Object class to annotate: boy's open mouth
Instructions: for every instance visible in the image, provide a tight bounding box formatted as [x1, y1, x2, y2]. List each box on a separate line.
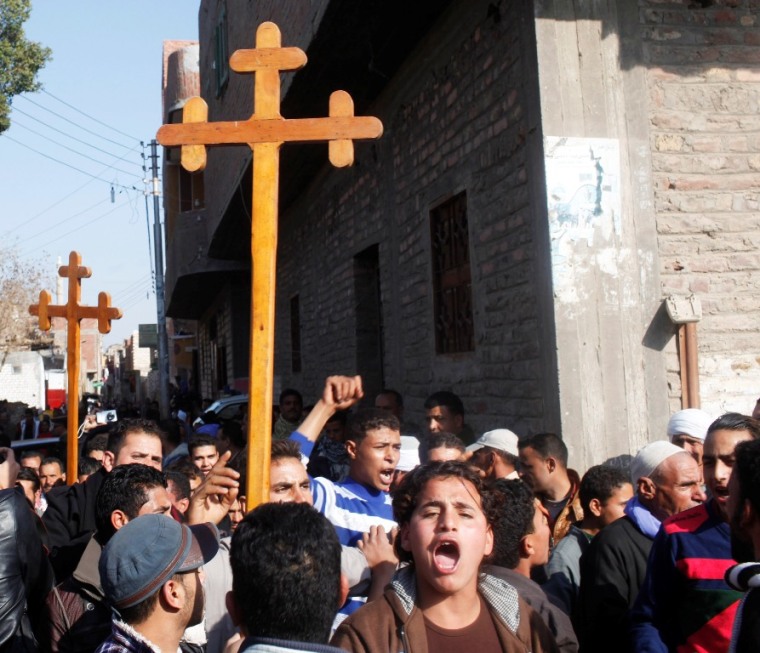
[434, 540, 460, 573]
[379, 468, 394, 485]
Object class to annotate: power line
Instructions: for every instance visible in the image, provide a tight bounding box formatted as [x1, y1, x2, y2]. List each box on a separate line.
[2, 134, 140, 190]
[24, 199, 132, 255]
[6, 141, 144, 233]
[12, 196, 111, 247]
[17, 95, 136, 149]
[119, 271, 152, 290]
[119, 296, 152, 313]
[12, 121, 142, 178]
[12, 107, 142, 166]
[119, 287, 154, 307]
[41, 88, 141, 142]
[114, 275, 152, 299]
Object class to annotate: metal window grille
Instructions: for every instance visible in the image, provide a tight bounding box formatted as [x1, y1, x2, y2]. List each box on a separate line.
[430, 191, 474, 354]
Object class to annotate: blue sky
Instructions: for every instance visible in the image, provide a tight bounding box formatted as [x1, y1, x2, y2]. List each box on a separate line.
[1, 1, 199, 346]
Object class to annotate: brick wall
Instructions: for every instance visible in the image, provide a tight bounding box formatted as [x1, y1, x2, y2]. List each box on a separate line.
[643, 0, 760, 415]
[272, 0, 550, 435]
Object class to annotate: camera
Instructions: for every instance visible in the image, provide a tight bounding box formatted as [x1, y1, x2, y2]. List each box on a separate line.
[96, 410, 118, 424]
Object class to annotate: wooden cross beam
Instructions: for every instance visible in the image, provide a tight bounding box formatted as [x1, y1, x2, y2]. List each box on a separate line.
[157, 21, 383, 507]
[29, 251, 122, 482]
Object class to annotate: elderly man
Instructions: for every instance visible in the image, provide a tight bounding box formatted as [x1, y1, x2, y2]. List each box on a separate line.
[631, 413, 759, 652]
[577, 441, 705, 653]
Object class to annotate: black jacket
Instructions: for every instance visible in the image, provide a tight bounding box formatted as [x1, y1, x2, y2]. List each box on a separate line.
[577, 516, 652, 653]
[0, 488, 54, 653]
[42, 468, 106, 581]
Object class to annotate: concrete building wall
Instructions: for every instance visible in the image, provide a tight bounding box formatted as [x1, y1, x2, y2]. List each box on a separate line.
[125, 331, 152, 376]
[641, 0, 760, 416]
[532, 1, 672, 467]
[0, 351, 46, 408]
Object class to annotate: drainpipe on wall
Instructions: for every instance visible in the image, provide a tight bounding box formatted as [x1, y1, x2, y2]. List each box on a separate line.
[665, 295, 703, 409]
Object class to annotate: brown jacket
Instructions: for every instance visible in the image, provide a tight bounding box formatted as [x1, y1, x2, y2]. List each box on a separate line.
[331, 567, 559, 653]
[550, 470, 583, 545]
[42, 536, 111, 653]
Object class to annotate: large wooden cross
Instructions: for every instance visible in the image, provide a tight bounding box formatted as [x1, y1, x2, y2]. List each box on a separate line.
[29, 251, 122, 482]
[157, 21, 383, 507]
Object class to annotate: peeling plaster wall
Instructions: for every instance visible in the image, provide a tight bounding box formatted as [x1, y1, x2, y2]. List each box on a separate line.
[533, 1, 670, 468]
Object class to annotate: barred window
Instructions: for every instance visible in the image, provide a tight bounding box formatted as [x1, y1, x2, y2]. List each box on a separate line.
[430, 191, 474, 354]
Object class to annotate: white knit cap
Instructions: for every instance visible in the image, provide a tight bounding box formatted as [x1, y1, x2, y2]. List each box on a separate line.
[630, 440, 685, 484]
[667, 409, 712, 443]
[396, 436, 420, 472]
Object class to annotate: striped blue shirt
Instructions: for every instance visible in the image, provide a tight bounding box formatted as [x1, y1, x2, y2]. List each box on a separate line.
[290, 431, 397, 622]
[289, 431, 396, 544]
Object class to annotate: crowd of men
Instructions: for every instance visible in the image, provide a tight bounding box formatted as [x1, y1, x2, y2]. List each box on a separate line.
[1, 378, 760, 653]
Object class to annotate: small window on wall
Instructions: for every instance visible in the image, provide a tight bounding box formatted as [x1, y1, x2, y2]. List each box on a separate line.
[214, 6, 229, 97]
[167, 109, 205, 213]
[430, 191, 474, 354]
[290, 295, 302, 373]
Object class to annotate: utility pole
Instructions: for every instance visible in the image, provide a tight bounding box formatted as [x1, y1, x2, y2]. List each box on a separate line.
[150, 139, 170, 419]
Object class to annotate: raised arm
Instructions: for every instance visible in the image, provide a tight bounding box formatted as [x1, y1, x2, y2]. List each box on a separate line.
[296, 375, 364, 443]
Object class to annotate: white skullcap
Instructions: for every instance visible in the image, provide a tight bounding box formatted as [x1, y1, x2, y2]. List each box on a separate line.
[396, 435, 420, 472]
[667, 409, 712, 443]
[467, 429, 520, 457]
[630, 440, 685, 484]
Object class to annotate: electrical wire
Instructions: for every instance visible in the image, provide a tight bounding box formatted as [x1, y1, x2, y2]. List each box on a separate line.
[11, 108, 142, 166]
[12, 196, 111, 247]
[5, 141, 144, 234]
[21, 198, 132, 256]
[2, 134, 139, 191]
[116, 275, 153, 299]
[12, 121, 141, 178]
[17, 95, 136, 149]
[114, 274, 152, 296]
[118, 284, 153, 304]
[41, 88, 141, 142]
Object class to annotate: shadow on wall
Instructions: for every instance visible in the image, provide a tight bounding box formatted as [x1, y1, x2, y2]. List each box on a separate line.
[642, 300, 677, 352]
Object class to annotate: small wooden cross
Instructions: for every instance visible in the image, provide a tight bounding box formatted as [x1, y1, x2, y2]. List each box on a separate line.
[157, 21, 383, 507]
[29, 251, 122, 482]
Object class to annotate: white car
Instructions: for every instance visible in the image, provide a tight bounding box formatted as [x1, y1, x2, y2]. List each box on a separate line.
[193, 395, 248, 426]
